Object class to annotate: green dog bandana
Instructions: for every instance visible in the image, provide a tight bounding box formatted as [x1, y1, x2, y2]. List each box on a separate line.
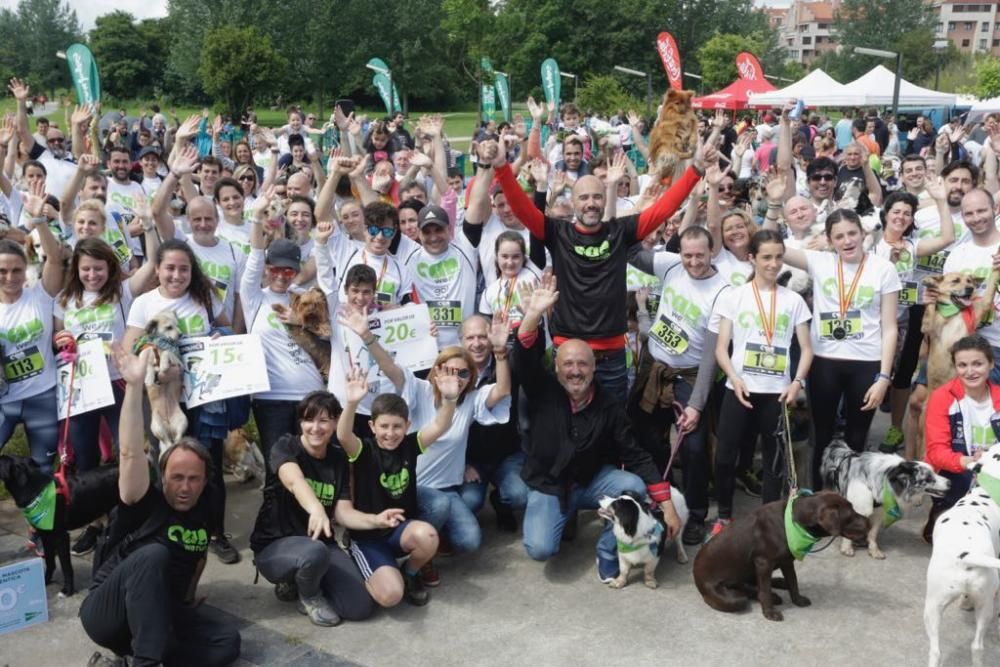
[785, 492, 820, 560]
[21, 480, 56, 530]
[882, 480, 902, 528]
[978, 470, 1000, 508]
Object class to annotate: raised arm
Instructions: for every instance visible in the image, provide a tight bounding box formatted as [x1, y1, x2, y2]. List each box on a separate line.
[127, 195, 163, 296]
[465, 143, 498, 225]
[348, 154, 377, 206]
[705, 163, 725, 257]
[493, 135, 546, 239]
[485, 313, 512, 409]
[635, 143, 713, 239]
[419, 115, 450, 203]
[70, 104, 93, 168]
[112, 346, 154, 504]
[337, 306, 406, 390]
[627, 111, 649, 160]
[915, 176, 954, 257]
[858, 142, 883, 207]
[22, 184, 65, 296]
[416, 371, 459, 447]
[7, 78, 36, 156]
[335, 366, 368, 459]
[603, 152, 628, 222]
[776, 101, 797, 201]
[60, 154, 99, 225]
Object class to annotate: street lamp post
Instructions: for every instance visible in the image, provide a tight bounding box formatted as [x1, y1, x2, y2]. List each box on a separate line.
[365, 62, 394, 117]
[614, 65, 651, 117]
[854, 46, 901, 121]
[933, 40, 949, 91]
[560, 72, 578, 102]
[683, 71, 703, 95]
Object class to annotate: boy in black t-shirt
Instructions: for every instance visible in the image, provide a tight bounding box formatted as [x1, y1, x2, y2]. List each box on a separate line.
[336, 366, 460, 606]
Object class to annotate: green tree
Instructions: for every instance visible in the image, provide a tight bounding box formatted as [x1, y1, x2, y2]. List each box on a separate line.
[697, 33, 766, 90]
[198, 26, 287, 121]
[0, 0, 81, 95]
[971, 56, 1000, 99]
[833, 0, 937, 82]
[576, 74, 641, 116]
[89, 11, 157, 100]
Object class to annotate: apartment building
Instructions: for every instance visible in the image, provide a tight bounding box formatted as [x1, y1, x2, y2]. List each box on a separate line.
[766, 1, 841, 65]
[933, 1, 1000, 54]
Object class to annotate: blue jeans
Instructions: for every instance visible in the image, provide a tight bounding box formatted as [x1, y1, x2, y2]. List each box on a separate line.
[459, 452, 529, 513]
[595, 348, 629, 404]
[522, 465, 646, 570]
[0, 386, 59, 474]
[417, 485, 482, 553]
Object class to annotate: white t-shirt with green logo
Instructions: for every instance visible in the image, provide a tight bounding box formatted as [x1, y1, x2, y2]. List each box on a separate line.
[960, 394, 999, 453]
[871, 237, 918, 314]
[216, 220, 252, 256]
[714, 247, 753, 287]
[184, 236, 245, 325]
[106, 179, 146, 258]
[328, 230, 412, 307]
[913, 207, 966, 279]
[402, 235, 479, 348]
[0, 282, 56, 402]
[943, 239, 1000, 348]
[804, 249, 901, 361]
[710, 283, 810, 394]
[55, 281, 134, 380]
[479, 266, 542, 329]
[647, 252, 730, 369]
[240, 249, 323, 400]
[127, 289, 217, 339]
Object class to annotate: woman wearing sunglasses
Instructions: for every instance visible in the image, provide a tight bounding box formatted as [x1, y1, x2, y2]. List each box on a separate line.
[706, 165, 758, 287]
[241, 190, 326, 475]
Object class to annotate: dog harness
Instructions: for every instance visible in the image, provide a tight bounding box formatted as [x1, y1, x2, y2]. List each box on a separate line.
[21, 480, 57, 530]
[132, 333, 182, 358]
[785, 492, 821, 560]
[977, 470, 1000, 507]
[881, 480, 902, 528]
[616, 521, 665, 557]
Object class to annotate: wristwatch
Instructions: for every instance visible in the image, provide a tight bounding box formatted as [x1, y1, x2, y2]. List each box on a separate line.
[793, 377, 806, 389]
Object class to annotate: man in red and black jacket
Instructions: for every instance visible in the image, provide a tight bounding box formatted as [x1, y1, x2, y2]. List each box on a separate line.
[513, 274, 681, 583]
[487, 135, 716, 402]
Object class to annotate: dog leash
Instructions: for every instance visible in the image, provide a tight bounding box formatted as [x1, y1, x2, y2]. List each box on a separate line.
[54, 336, 79, 504]
[662, 401, 688, 481]
[776, 404, 798, 495]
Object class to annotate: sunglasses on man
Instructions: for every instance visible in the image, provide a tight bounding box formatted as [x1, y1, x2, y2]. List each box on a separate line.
[809, 173, 835, 182]
[268, 266, 297, 279]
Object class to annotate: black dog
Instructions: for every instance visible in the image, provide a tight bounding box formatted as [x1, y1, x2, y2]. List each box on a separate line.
[0, 455, 119, 596]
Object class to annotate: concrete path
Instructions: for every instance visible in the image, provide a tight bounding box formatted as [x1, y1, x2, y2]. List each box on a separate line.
[2, 412, 998, 667]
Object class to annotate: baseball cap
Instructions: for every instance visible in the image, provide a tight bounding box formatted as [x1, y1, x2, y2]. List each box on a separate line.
[138, 146, 161, 160]
[266, 239, 301, 270]
[418, 204, 450, 229]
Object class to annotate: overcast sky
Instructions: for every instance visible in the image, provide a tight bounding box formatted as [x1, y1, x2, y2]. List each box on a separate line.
[0, 0, 168, 29]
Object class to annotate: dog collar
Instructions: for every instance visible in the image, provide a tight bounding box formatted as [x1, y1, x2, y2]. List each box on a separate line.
[978, 470, 1000, 508]
[936, 302, 960, 318]
[21, 480, 56, 531]
[616, 522, 664, 555]
[785, 492, 820, 560]
[882, 480, 902, 528]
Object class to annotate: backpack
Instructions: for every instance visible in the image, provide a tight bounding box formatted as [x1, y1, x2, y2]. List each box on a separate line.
[91, 499, 170, 580]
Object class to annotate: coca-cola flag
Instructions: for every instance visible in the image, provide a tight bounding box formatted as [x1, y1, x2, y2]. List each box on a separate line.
[735, 52, 765, 82]
[656, 32, 683, 91]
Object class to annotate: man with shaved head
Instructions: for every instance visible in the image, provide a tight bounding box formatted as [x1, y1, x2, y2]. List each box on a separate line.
[513, 275, 682, 583]
[491, 132, 714, 401]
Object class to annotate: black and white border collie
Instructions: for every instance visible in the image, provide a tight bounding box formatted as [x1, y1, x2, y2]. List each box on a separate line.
[597, 489, 689, 589]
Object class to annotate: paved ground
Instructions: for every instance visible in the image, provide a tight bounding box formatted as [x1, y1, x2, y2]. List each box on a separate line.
[2, 411, 999, 667]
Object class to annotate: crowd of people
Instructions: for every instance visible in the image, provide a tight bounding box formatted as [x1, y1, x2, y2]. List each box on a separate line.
[2, 74, 999, 665]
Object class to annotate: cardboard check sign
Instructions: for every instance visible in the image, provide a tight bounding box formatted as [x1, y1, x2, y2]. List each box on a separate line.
[343, 304, 439, 381]
[180, 335, 270, 408]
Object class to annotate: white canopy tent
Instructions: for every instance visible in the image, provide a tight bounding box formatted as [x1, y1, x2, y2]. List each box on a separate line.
[747, 69, 865, 107]
[839, 65, 956, 106]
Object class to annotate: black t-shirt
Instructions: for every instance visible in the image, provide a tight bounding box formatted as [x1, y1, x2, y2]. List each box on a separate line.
[349, 433, 421, 542]
[836, 165, 875, 214]
[92, 487, 210, 601]
[250, 435, 350, 552]
[543, 213, 640, 340]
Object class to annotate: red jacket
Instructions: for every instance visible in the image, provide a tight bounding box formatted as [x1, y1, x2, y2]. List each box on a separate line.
[925, 377, 1000, 474]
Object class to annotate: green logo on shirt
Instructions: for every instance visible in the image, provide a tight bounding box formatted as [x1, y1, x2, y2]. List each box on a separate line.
[307, 478, 336, 506]
[0, 318, 43, 345]
[737, 310, 791, 336]
[65, 303, 115, 331]
[972, 425, 996, 447]
[177, 314, 206, 335]
[380, 468, 410, 499]
[573, 240, 610, 260]
[417, 257, 459, 281]
[660, 285, 703, 327]
[167, 525, 209, 552]
[820, 280, 874, 308]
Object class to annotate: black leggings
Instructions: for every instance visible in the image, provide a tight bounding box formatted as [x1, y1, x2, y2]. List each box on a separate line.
[79, 543, 240, 666]
[715, 389, 784, 519]
[254, 536, 374, 621]
[808, 355, 881, 487]
[893, 305, 924, 390]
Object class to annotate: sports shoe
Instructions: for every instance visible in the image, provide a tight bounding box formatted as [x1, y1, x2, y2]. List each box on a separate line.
[682, 519, 706, 546]
[490, 489, 518, 532]
[705, 518, 733, 543]
[86, 651, 128, 667]
[71, 525, 101, 556]
[208, 534, 241, 564]
[735, 469, 762, 498]
[403, 568, 430, 606]
[879, 425, 904, 454]
[420, 560, 441, 587]
[274, 581, 298, 602]
[596, 557, 619, 584]
[296, 593, 342, 627]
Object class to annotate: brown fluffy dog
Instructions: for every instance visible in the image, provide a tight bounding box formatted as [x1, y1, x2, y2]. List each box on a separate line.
[647, 89, 698, 183]
[272, 288, 331, 379]
[917, 270, 1000, 458]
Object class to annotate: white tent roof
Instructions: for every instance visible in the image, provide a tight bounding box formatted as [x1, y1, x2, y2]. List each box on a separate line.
[747, 69, 865, 107]
[840, 65, 956, 106]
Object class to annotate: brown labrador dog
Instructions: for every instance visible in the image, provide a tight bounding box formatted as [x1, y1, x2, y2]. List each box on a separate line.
[693, 493, 868, 621]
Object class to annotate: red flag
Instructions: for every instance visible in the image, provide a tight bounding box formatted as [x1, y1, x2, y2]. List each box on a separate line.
[735, 52, 765, 82]
[656, 32, 683, 91]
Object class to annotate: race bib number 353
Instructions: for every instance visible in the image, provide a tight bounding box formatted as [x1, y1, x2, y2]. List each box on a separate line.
[649, 316, 689, 354]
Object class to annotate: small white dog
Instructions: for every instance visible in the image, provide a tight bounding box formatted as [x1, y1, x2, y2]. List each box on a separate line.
[597, 490, 689, 589]
[140, 310, 187, 457]
[924, 443, 1000, 667]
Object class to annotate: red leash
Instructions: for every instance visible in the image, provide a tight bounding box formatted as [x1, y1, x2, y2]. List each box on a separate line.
[54, 337, 78, 504]
[662, 401, 688, 481]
